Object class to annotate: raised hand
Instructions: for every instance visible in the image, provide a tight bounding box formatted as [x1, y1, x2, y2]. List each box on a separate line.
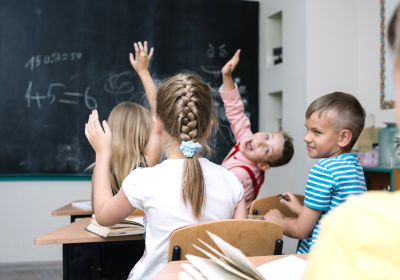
[221, 49, 241, 76]
[129, 41, 154, 76]
[85, 110, 112, 160]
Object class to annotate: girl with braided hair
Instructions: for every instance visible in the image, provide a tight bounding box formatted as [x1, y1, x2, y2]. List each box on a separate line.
[85, 69, 246, 279]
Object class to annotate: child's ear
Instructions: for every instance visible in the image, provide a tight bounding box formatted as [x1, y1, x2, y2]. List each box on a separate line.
[338, 129, 352, 148]
[257, 162, 270, 171]
[153, 116, 163, 135]
[205, 120, 214, 138]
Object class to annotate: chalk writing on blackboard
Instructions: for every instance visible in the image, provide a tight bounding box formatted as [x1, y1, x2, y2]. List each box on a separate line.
[24, 52, 83, 71]
[24, 80, 98, 109]
[104, 71, 138, 103]
[201, 43, 229, 78]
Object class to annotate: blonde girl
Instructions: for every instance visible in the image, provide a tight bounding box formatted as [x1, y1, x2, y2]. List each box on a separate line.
[85, 71, 246, 279]
[90, 41, 161, 206]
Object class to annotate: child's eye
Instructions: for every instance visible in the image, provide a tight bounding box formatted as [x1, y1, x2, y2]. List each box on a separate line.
[265, 148, 269, 153]
[265, 135, 269, 140]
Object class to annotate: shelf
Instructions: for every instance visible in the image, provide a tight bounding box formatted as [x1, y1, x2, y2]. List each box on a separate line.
[266, 11, 282, 68]
[363, 167, 400, 192]
[266, 91, 282, 132]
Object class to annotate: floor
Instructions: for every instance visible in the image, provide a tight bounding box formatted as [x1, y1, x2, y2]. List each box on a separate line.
[0, 262, 62, 280]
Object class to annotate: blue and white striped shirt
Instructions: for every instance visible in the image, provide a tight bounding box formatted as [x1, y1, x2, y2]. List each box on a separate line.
[297, 153, 367, 254]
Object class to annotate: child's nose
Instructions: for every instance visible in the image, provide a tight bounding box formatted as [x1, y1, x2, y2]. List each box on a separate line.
[303, 132, 310, 142]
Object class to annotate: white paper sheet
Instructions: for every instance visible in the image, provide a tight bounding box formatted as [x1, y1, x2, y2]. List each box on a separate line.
[71, 200, 92, 211]
[257, 255, 307, 280]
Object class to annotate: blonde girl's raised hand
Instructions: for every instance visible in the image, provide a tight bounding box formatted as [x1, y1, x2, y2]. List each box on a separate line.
[129, 40, 157, 111]
[129, 41, 154, 76]
[85, 110, 112, 160]
[221, 49, 241, 76]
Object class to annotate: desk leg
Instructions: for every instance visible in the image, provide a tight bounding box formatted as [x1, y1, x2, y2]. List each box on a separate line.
[71, 214, 92, 223]
[63, 244, 70, 280]
[92, 246, 100, 280]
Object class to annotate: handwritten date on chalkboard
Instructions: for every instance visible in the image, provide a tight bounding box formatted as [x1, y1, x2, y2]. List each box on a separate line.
[25, 52, 83, 71]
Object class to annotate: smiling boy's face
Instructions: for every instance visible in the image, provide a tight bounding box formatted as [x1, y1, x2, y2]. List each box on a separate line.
[303, 111, 343, 159]
[239, 132, 284, 167]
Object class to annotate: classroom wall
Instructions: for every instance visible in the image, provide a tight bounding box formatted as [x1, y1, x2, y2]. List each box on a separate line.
[0, 181, 90, 263]
[0, 0, 395, 264]
[258, 0, 395, 253]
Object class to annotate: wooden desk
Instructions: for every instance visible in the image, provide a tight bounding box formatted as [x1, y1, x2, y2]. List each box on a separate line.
[35, 218, 145, 280]
[52, 200, 93, 223]
[153, 254, 308, 279]
[52, 200, 144, 223]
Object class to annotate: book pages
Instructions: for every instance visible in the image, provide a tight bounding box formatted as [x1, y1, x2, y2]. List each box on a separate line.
[205, 231, 265, 280]
[185, 254, 244, 280]
[192, 245, 254, 280]
[181, 263, 207, 280]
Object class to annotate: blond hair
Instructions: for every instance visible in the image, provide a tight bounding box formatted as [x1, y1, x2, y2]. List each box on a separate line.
[88, 102, 151, 194]
[156, 72, 217, 219]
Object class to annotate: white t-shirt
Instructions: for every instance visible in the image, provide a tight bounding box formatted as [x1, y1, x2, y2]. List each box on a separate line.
[122, 158, 244, 280]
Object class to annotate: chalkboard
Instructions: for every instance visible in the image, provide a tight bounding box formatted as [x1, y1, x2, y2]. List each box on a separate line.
[0, 0, 259, 177]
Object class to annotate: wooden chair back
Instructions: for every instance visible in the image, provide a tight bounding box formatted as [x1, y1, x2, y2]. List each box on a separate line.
[167, 219, 283, 262]
[249, 194, 305, 217]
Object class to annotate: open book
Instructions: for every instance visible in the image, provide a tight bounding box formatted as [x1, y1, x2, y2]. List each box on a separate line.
[85, 215, 144, 238]
[180, 231, 307, 280]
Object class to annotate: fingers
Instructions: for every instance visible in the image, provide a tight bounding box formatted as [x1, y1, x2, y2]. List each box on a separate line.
[138, 41, 144, 53]
[133, 42, 139, 60]
[129, 52, 134, 65]
[102, 120, 111, 135]
[143, 41, 148, 54]
[233, 49, 241, 60]
[132, 41, 153, 60]
[148, 47, 154, 59]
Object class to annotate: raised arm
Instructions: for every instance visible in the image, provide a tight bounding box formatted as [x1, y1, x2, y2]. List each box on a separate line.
[129, 41, 161, 166]
[129, 41, 157, 112]
[219, 49, 252, 142]
[85, 110, 135, 226]
[221, 49, 241, 92]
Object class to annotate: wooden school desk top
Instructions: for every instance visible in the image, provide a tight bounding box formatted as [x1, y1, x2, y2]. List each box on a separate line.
[51, 200, 93, 217]
[153, 254, 308, 279]
[34, 217, 144, 245]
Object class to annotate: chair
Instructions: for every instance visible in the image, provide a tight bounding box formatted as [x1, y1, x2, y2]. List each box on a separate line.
[167, 219, 283, 262]
[249, 194, 305, 217]
[249, 194, 305, 252]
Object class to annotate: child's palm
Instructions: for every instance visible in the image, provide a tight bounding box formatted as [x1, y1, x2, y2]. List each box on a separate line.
[85, 110, 112, 158]
[221, 49, 240, 75]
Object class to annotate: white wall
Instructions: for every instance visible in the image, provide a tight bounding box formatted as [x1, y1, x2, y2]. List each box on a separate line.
[358, 0, 396, 126]
[258, 0, 396, 253]
[0, 181, 90, 263]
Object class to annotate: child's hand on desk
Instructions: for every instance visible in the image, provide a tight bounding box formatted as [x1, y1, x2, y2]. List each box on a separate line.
[280, 192, 302, 216]
[263, 209, 284, 223]
[85, 109, 112, 160]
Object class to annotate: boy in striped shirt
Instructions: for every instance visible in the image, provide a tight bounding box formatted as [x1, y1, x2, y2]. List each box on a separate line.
[264, 92, 367, 254]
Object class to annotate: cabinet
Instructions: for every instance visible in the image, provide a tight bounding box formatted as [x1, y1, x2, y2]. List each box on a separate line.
[363, 167, 400, 192]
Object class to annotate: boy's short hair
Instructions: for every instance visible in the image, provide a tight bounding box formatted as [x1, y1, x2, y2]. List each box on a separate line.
[268, 132, 294, 167]
[306, 92, 366, 150]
